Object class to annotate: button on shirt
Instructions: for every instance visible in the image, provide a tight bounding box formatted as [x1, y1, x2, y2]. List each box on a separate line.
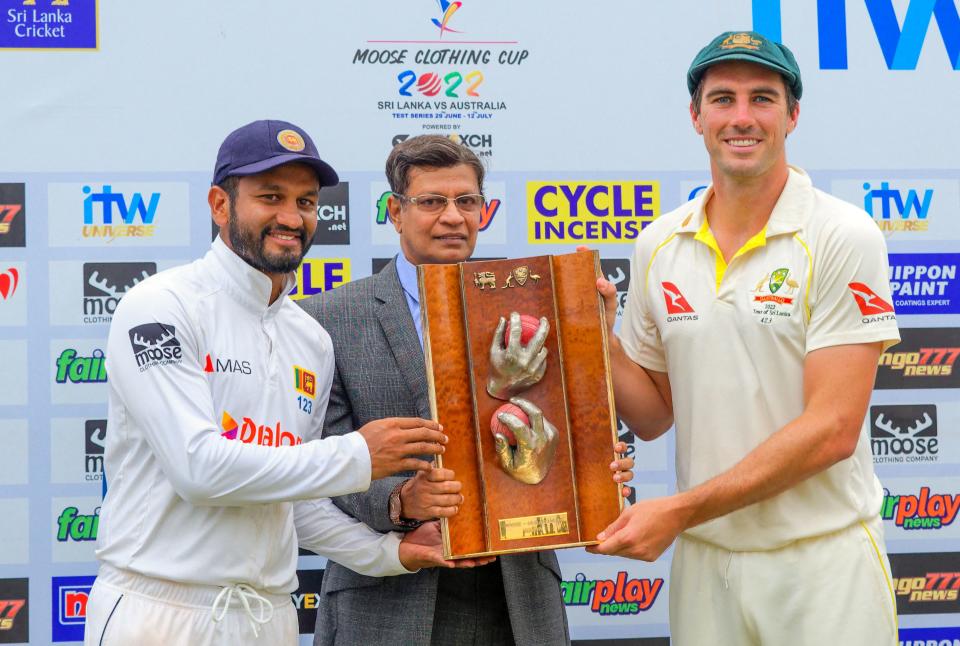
[620, 167, 900, 551]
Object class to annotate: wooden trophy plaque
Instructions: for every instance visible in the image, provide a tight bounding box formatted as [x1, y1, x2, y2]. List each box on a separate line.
[418, 250, 622, 559]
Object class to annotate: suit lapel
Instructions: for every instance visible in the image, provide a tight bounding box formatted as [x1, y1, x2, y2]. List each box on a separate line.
[374, 258, 430, 418]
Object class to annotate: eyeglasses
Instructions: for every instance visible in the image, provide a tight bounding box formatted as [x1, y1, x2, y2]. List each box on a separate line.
[394, 193, 485, 214]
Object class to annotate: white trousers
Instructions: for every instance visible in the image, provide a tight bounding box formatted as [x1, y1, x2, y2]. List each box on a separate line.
[83, 565, 298, 646]
[669, 516, 898, 646]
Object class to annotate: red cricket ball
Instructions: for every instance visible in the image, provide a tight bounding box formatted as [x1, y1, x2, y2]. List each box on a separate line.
[502, 314, 541, 347]
[490, 403, 529, 447]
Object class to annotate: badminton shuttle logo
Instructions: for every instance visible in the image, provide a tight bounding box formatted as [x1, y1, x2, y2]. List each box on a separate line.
[432, 0, 463, 38]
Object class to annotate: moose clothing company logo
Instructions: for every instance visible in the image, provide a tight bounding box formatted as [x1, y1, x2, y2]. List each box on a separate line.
[47, 182, 190, 247]
[52, 575, 95, 642]
[127, 323, 182, 372]
[870, 405, 938, 464]
[0, 578, 28, 643]
[82, 262, 156, 324]
[875, 328, 960, 389]
[600, 259, 630, 319]
[0, 184, 25, 247]
[49, 418, 107, 484]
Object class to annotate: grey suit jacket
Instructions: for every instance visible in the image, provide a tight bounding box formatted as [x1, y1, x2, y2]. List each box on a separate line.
[298, 257, 570, 646]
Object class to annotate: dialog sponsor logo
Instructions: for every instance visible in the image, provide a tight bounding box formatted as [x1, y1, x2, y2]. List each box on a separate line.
[870, 404, 938, 464]
[288, 258, 351, 301]
[561, 571, 664, 615]
[220, 412, 303, 447]
[888, 253, 960, 315]
[875, 328, 960, 389]
[527, 181, 660, 244]
[51, 575, 95, 643]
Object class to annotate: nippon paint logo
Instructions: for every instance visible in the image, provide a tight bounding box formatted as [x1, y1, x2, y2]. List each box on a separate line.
[561, 572, 664, 615]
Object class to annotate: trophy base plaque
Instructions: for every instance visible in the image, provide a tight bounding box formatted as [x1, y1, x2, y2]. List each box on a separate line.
[418, 251, 622, 559]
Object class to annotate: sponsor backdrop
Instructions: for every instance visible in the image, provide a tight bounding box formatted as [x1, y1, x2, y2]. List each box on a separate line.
[0, 0, 958, 643]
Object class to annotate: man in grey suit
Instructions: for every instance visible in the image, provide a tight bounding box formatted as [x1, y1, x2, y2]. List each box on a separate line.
[301, 135, 632, 645]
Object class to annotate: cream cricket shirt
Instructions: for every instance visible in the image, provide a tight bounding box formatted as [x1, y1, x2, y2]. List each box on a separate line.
[97, 238, 408, 594]
[620, 167, 900, 551]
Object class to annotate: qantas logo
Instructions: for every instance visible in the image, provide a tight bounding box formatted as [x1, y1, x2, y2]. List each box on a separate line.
[662, 282, 694, 314]
[662, 282, 698, 321]
[849, 282, 896, 317]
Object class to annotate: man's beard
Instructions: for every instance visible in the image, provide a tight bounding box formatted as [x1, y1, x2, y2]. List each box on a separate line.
[227, 202, 310, 274]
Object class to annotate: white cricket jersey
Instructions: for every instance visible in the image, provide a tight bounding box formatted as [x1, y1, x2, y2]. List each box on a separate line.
[97, 237, 408, 593]
[620, 167, 900, 551]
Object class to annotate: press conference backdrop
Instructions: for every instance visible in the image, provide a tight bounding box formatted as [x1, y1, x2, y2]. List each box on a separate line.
[0, 0, 958, 643]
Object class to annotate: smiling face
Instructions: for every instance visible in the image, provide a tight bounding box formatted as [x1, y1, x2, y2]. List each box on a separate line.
[691, 61, 799, 184]
[212, 163, 320, 277]
[388, 163, 481, 265]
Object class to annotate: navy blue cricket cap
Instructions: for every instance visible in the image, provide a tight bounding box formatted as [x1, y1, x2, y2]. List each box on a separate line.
[212, 120, 339, 187]
[687, 31, 803, 99]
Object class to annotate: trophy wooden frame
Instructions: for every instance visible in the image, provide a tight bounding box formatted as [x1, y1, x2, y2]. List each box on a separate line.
[418, 250, 623, 559]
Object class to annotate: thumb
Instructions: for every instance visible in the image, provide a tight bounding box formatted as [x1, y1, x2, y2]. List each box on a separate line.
[596, 507, 632, 541]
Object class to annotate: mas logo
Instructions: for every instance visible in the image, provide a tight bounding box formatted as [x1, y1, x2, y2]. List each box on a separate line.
[52, 575, 95, 643]
[128, 322, 182, 372]
[888, 253, 960, 315]
[289, 258, 351, 301]
[0, 578, 28, 643]
[203, 353, 252, 375]
[220, 412, 303, 447]
[561, 572, 663, 615]
[527, 181, 660, 244]
[882, 486, 959, 530]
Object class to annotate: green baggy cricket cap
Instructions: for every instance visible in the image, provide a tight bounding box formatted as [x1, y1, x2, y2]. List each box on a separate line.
[687, 31, 803, 99]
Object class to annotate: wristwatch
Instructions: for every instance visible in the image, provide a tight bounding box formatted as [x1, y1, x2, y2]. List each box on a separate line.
[389, 479, 422, 528]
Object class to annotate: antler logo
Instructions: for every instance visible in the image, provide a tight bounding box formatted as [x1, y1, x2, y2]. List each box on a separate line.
[661, 282, 695, 315]
[127, 322, 182, 371]
[849, 282, 895, 316]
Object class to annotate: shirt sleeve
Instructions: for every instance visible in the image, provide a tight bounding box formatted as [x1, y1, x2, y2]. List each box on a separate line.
[805, 211, 901, 354]
[619, 237, 667, 372]
[293, 498, 413, 577]
[105, 283, 372, 507]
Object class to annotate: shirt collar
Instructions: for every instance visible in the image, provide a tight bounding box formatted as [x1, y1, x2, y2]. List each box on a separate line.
[207, 236, 296, 316]
[676, 166, 812, 238]
[394, 252, 420, 305]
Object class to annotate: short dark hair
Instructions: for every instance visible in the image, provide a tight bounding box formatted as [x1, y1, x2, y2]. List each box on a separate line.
[690, 73, 799, 116]
[216, 175, 240, 204]
[385, 135, 485, 196]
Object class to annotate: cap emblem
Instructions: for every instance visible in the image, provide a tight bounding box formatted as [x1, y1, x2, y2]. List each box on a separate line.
[720, 33, 762, 50]
[277, 129, 306, 152]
